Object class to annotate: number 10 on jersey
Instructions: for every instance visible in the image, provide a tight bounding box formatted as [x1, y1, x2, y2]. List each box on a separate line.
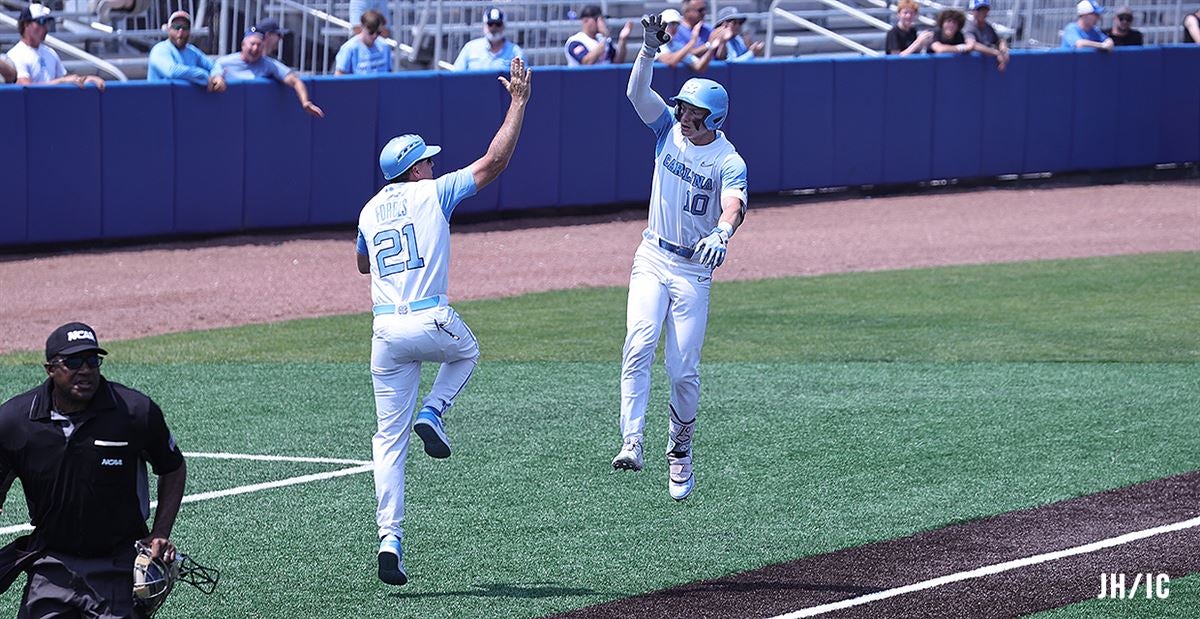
[373, 224, 426, 276]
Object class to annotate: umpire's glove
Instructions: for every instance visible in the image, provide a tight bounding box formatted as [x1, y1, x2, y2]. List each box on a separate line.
[641, 14, 672, 55]
[693, 226, 730, 269]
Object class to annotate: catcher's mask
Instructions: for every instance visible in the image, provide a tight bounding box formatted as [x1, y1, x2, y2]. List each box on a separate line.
[132, 542, 220, 617]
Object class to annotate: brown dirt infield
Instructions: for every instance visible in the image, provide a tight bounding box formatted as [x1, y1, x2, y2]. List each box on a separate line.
[0, 179, 1197, 618]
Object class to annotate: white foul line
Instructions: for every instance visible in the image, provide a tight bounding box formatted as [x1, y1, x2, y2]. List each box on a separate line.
[0, 451, 372, 537]
[768, 515, 1200, 619]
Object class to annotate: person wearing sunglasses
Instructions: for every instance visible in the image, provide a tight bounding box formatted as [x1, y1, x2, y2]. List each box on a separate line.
[148, 10, 227, 92]
[334, 9, 392, 74]
[712, 7, 765, 62]
[7, 3, 106, 88]
[0, 322, 188, 617]
[1104, 6, 1144, 46]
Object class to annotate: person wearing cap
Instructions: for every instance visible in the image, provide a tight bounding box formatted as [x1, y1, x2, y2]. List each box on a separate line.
[1185, 8, 1200, 43]
[675, 0, 713, 48]
[252, 18, 287, 57]
[453, 7, 524, 71]
[1062, 0, 1114, 50]
[0, 322, 187, 616]
[1104, 6, 1143, 46]
[657, 8, 718, 72]
[211, 28, 324, 118]
[7, 3, 105, 88]
[712, 6, 764, 62]
[147, 10, 227, 91]
[886, 0, 934, 55]
[928, 9, 975, 54]
[335, 9, 391, 74]
[356, 57, 532, 586]
[564, 5, 632, 66]
[964, 0, 1009, 71]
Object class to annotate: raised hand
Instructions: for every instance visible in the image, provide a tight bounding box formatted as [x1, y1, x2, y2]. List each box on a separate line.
[498, 57, 532, 104]
[641, 13, 672, 49]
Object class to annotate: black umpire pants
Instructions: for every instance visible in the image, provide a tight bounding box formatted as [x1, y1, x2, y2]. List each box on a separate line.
[18, 544, 143, 619]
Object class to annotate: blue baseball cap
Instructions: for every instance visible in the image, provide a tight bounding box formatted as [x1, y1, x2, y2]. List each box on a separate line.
[484, 7, 505, 24]
[1076, 0, 1104, 15]
[968, 0, 990, 10]
[380, 134, 442, 180]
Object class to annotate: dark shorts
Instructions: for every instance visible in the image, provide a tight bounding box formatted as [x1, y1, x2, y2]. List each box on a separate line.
[18, 545, 142, 619]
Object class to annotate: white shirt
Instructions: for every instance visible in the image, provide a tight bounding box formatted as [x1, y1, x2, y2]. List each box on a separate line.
[564, 31, 614, 66]
[6, 40, 66, 83]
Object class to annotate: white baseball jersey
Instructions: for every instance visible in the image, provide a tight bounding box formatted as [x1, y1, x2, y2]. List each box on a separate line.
[644, 110, 748, 251]
[356, 168, 475, 306]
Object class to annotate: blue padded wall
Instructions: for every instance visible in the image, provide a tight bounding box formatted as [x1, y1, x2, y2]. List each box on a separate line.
[25, 87, 103, 244]
[781, 60, 834, 190]
[376, 71, 441, 188]
[931, 55, 983, 180]
[725, 60, 784, 192]
[439, 72, 506, 215]
[172, 85, 244, 234]
[1023, 51, 1075, 173]
[499, 68, 561, 211]
[101, 82, 174, 239]
[310, 76, 379, 225]
[1159, 46, 1200, 164]
[1113, 47, 1161, 168]
[0, 89, 27, 245]
[558, 67, 622, 207]
[980, 50, 1029, 175]
[883, 55, 936, 184]
[243, 81, 313, 228]
[833, 58, 886, 186]
[1070, 52, 1118, 170]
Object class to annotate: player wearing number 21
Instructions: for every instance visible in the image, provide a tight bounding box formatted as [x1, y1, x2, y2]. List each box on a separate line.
[355, 57, 531, 586]
[610, 13, 748, 501]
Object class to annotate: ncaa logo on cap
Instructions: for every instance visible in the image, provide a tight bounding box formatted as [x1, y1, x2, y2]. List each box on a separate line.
[67, 329, 97, 342]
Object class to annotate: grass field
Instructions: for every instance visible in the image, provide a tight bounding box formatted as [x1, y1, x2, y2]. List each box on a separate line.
[0, 252, 1196, 618]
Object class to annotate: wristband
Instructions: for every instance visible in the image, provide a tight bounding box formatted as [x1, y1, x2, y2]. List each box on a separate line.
[717, 221, 734, 240]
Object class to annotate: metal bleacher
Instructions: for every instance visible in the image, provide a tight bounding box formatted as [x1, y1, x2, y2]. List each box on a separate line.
[2, 0, 1198, 80]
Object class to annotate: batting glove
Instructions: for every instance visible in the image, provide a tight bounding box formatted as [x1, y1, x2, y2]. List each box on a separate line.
[693, 226, 730, 269]
[641, 14, 671, 54]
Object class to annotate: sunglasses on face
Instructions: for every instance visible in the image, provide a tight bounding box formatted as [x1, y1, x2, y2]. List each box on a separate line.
[1117, 14, 1132, 20]
[53, 355, 104, 370]
[170, 23, 190, 30]
[33, 17, 53, 26]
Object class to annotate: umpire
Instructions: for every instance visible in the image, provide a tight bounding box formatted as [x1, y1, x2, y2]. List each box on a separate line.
[0, 322, 187, 618]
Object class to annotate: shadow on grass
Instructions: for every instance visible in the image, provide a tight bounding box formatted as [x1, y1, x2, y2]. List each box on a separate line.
[390, 581, 614, 600]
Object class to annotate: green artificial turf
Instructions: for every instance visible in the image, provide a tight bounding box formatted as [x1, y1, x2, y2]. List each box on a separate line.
[0, 252, 1195, 619]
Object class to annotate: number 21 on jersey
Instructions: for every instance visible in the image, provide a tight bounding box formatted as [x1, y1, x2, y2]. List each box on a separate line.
[373, 223, 426, 276]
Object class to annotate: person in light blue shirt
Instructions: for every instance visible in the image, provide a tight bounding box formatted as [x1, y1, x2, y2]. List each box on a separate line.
[212, 28, 325, 117]
[712, 7, 763, 62]
[335, 10, 392, 75]
[453, 7, 524, 71]
[147, 10, 225, 91]
[1061, 0, 1114, 50]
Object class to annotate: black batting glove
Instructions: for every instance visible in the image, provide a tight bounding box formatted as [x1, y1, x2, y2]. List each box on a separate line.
[641, 14, 671, 55]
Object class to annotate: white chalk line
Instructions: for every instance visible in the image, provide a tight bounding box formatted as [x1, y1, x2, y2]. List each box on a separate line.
[768, 515, 1200, 618]
[0, 451, 372, 536]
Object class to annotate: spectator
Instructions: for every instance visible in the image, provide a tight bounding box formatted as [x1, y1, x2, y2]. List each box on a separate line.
[886, 0, 933, 55]
[712, 7, 764, 61]
[7, 4, 105, 89]
[335, 10, 392, 74]
[349, 0, 388, 37]
[453, 7, 524, 71]
[565, 5, 632, 66]
[657, 8, 717, 71]
[1062, 0, 1114, 50]
[211, 28, 325, 118]
[928, 9, 973, 54]
[0, 54, 15, 83]
[147, 10, 226, 91]
[964, 0, 1009, 70]
[1186, 8, 1200, 43]
[1104, 6, 1143, 45]
[674, 0, 713, 48]
[252, 18, 288, 58]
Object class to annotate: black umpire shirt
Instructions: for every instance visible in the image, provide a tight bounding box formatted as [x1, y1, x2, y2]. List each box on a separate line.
[0, 378, 184, 558]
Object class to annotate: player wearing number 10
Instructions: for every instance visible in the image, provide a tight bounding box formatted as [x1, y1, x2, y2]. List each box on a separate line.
[355, 57, 532, 586]
[611, 13, 748, 501]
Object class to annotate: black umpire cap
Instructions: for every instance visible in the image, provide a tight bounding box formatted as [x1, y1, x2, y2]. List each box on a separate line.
[45, 322, 108, 360]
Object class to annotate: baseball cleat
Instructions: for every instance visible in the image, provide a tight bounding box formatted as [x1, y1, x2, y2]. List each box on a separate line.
[612, 436, 644, 471]
[667, 449, 694, 500]
[377, 534, 408, 586]
[413, 407, 451, 459]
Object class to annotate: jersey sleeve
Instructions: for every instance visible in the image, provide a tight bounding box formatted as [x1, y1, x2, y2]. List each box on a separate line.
[268, 57, 294, 81]
[356, 228, 368, 255]
[1061, 24, 1083, 48]
[435, 168, 478, 220]
[335, 41, 354, 73]
[566, 40, 589, 63]
[142, 399, 185, 476]
[719, 153, 749, 207]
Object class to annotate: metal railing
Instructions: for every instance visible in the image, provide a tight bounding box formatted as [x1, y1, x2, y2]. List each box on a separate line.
[767, 2, 882, 54]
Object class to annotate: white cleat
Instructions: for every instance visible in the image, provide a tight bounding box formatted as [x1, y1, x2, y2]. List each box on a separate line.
[668, 449, 694, 500]
[612, 436, 644, 471]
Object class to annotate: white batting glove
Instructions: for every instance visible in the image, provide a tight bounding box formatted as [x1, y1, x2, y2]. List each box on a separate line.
[693, 227, 730, 269]
[641, 14, 671, 54]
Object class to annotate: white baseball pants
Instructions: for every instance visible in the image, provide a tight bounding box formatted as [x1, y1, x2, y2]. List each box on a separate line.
[619, 238, 712, 446]
[370, 305, 478, 539]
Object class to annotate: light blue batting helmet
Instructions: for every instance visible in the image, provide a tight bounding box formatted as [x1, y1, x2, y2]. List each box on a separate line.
[379, 134, 442, 180]
[670, 78, 729, 131]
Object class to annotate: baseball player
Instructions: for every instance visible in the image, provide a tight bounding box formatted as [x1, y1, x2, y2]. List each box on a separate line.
[356, 57, 532, 586]
[610, 13, 747, 501]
